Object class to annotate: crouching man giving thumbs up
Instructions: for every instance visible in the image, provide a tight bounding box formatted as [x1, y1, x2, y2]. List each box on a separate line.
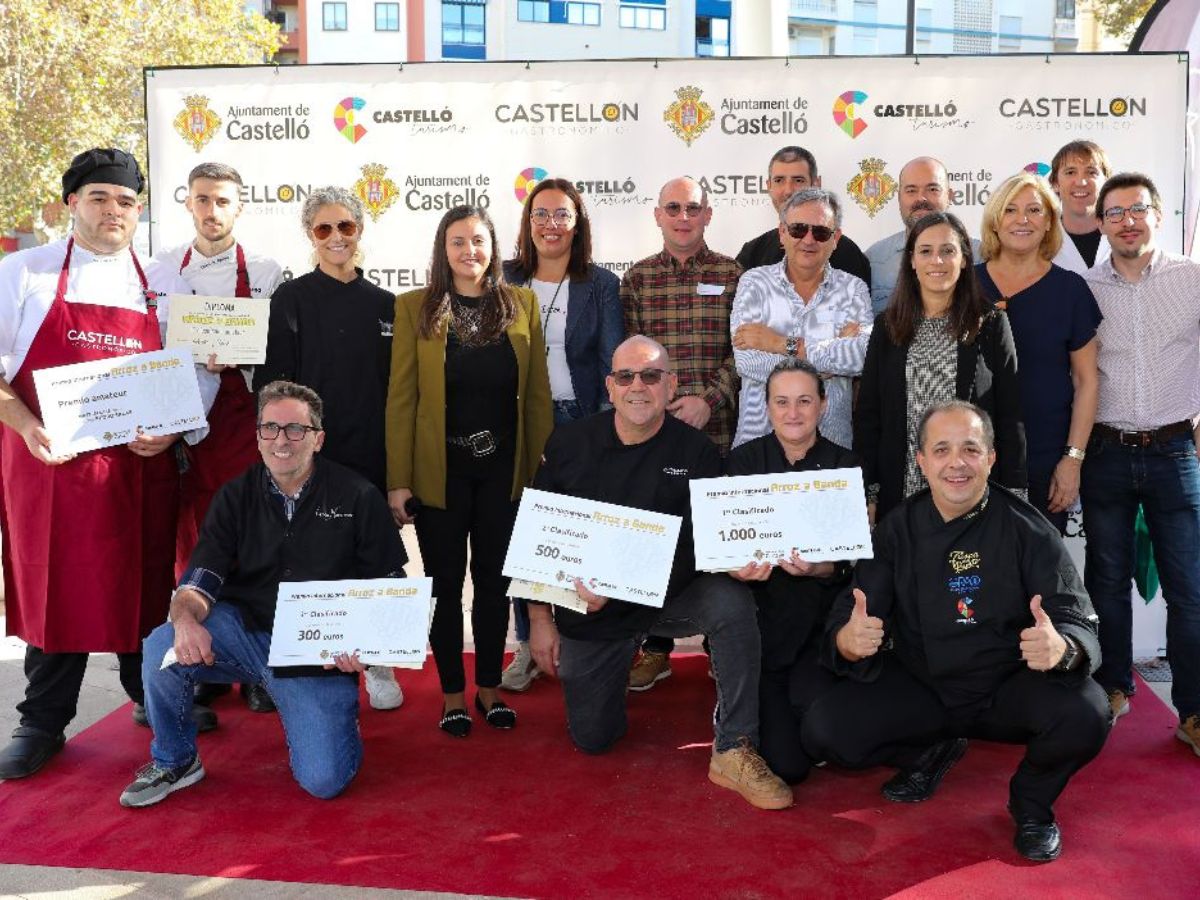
[803, 400, 1110, 863]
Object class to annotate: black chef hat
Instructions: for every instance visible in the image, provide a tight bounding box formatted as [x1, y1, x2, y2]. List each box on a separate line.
[61, 148, 145, 203]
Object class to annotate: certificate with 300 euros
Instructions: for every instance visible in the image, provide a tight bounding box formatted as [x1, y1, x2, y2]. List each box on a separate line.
[267, 578, 434, 668]
[33, 348, 205, 456]
[503, 489, 682, 609]
[689, 469, 872, 571]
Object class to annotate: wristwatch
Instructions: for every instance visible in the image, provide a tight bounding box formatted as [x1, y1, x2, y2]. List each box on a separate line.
[1054, 635, 1082, 672]
[784, 336, 798, 357]
[1064, 446, 1086, 462]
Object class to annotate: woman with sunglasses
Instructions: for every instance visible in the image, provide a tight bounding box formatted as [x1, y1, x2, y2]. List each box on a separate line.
[976, 174, 1101, 533]
[255, 187, 405, 711]
[386, 205, 553, 737]
[499, 177, 623, 691]
[854, 211, 1026, 525]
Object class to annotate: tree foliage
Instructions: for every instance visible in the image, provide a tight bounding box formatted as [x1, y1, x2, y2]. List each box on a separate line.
[0, 0, 279, 234]
[1091, 0, 1155, 39]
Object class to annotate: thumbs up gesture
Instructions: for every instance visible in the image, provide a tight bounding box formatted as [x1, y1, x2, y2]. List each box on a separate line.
[1019, 595, 1067, 671]
[836, 588, 886, 661]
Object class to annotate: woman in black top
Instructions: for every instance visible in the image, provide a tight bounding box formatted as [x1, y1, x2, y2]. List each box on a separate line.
[726, 359, 855, 784]
[854, 212, 1026, 525]
[254, 186, 403, 712]
[386, 206, 553, 737]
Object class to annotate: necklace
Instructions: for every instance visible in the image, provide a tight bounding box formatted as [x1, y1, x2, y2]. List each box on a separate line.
[449, 294, 487, 346]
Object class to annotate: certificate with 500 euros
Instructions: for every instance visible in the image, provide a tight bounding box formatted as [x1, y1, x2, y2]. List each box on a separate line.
[166, 294, 270, 365]
[689, 469, 872, 571]
[267, 578, 434, 668]
[32, 348, 205, 456]
[503, 489, 682, 608]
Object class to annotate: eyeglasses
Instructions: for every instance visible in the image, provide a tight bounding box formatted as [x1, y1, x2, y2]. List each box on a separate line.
[785, 223, 835, 242]
[610, 368, 667, 386]
[1102, 203, 1154, 223]
[311, 220, 357, 239]
[660, 202, 705, 219]
[530, 208, 576, 227]
[257, 422, 320, 441]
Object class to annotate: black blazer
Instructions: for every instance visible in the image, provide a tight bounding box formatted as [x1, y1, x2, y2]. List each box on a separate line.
[853, 308, 1027, 519]
[503, 261, 624, 415]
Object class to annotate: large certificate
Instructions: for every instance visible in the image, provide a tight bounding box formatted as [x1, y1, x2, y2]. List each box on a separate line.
[267, 578, 434, 668]
[33, 348, 205, 456]
[503, 488, 682, 609]
[165, 294, 270, 365]
[690, 468, 873, 571]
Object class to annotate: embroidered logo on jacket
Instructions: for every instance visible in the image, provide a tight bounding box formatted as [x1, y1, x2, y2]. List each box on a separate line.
[947, 550, 980, 574]
[947, 573, 982, 624]
[315, 506, 353, 521]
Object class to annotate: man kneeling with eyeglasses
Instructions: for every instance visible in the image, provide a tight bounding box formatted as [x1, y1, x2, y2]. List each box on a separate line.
[528, 336, 793, 810]
[120, 381, 407, 806]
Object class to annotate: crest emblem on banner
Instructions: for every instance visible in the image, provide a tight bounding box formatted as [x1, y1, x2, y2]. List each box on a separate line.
[173, 95, 221, 152]
[664, 86, 714, 146]
[353, 164, 399, 221]
[846, 158, 896, 218]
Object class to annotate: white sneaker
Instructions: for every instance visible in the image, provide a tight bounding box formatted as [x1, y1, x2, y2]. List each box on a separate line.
[500, 642, 541, 692]
[365, 666, 403, 710]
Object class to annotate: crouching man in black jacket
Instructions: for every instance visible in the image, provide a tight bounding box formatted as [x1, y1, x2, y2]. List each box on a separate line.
[528, 336, 793, 811]
[803, 400, 1110, 862]
[120, 380, 407, 807]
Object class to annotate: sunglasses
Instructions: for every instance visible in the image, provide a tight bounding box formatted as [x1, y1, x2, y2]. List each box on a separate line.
[610, 368, 667, 386]
[660, 202, 705, 219]
[311, 220, 357, 239]
[785, 223, 835, 242]
[257, 422, 320, 441]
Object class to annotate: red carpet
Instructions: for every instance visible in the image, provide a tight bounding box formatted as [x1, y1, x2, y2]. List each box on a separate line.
[0, 656, 1196, 898]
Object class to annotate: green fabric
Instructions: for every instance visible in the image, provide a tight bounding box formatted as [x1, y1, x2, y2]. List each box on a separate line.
[1134, 505, 1159, 604]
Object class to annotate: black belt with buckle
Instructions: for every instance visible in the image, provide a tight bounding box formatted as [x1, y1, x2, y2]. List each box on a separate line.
[1093, 420, 1195, 448]
[447, 430, 507, 458]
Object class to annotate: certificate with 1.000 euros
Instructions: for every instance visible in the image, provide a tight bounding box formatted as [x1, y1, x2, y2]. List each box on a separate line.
[503, 489, 681, 609]
[267, 578, 434, 668]
[689, 468, 872, 571]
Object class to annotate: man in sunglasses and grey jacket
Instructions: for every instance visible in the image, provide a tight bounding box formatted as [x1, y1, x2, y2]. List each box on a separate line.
[729, 188, 873, 451]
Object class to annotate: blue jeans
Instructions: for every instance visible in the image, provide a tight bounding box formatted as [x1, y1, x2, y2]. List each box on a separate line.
[1080, 434, 1200, 718]
[557, 575, 761, 754]
[141, 603, 362, 798]
[512, 398, 585, 644]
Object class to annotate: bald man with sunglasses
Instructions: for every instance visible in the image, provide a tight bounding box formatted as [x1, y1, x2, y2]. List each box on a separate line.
[527, 336, 793, 811]
[730, 188, 873, 451]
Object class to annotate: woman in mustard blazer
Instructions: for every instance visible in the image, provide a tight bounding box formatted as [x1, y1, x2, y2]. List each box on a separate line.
[386, 204, 553, 738]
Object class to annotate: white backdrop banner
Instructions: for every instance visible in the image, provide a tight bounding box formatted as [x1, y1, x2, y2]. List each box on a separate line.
[145, 54, 1187, 288]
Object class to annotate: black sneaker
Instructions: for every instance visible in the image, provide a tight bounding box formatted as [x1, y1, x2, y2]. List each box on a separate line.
[882, 737, 968, 803]
[119, 755, 205, 807]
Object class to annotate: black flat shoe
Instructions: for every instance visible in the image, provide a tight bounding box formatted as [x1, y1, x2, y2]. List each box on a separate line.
[242, 683, 277, 714]
[439, 708, 472, 738]
[475, 695, 517, 730]
[1014, 820, 1062, 862]
[0, 727, 66, 779]
[132, 703, 218, 734]
[882, 737, 967, 803]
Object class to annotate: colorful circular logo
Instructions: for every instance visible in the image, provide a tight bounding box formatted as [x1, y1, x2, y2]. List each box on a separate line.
[276, 185, 296, 202]
[833, 90, 868, 139]
[1109, 98, 1129, 117]
[514, 167, 548, 202]
[601, 103, 621, 122]
[1023, 162, 1051, 177]
[334, 96, 368, 144]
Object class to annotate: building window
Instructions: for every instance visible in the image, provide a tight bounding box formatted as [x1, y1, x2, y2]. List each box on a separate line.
[1056, 0, 1075, 18]
[696, 16, 729, 56]
[375, 2, 400, 30]
[322, 2, 347, 31]
[620, 4, 666, 30]
[915, 6, 931, 49]
[443, 0, 486, 58]
[567, 2, 600, 25]
[998, 14, 1022, 51]
[518, 0, 550, 22]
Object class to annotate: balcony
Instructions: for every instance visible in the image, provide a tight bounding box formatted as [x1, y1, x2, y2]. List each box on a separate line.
[791, 0, 838, 19]
[277, 29, 300, 54]
[1054, 16, 1077, 40]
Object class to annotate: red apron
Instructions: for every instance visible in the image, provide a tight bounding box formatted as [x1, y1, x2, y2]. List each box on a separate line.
[0, 238, 179, 653]
[174, 243, 260, 578]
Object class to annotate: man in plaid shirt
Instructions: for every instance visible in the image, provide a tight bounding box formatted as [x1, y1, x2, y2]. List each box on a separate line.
[620, 177, 740, 456]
